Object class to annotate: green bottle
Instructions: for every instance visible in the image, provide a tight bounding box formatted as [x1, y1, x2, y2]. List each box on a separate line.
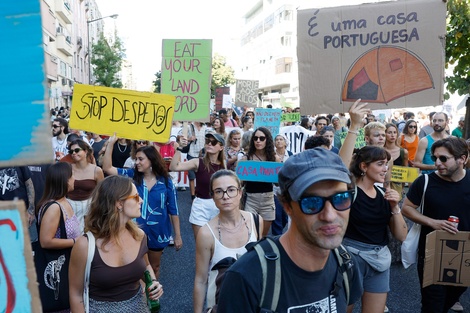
[144, 270, 161, 313]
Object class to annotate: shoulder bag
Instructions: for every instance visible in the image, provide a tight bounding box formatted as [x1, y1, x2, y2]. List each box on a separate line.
[84, 231, 96, 312]
[401, 174, 428, 269]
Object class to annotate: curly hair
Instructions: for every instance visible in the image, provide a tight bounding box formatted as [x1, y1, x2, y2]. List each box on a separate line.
[85, 176, 142, 248]
[132, 145, 169, 185]
[247, 127, 276, 161]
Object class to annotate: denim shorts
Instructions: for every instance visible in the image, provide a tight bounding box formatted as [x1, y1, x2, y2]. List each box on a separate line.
[343, 238, 391, 293]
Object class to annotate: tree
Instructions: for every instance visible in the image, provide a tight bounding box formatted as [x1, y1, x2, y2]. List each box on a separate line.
[445, 0, 470, 138]
[91, 31, 125, 88]
[153, 71, 161, 93]
[211, 53, 235, 98]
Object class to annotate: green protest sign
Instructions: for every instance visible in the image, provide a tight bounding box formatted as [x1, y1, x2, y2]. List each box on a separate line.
[339, 128, 366, 148]
[161, 39, 212, 121]
[281, 113, 300, 122]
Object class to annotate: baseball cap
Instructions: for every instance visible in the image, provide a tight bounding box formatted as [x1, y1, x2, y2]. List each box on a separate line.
[205, 132, 225, 146]
[278, 148, 351, 201]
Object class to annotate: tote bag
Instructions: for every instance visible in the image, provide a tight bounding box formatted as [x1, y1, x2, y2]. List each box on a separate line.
[32, 201, 72, 311]
[401, 174, 428, 269]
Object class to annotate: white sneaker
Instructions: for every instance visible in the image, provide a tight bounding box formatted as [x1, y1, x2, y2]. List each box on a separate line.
[451, 302, 464, 312]
[384, 305, 389, 313]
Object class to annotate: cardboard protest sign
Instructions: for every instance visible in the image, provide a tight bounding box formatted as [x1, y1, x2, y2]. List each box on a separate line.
[254, 108, 282, 138]
[161, 39, 212, 121]
[0, 201, 42, 312]
[236, 161, 283, 183]
[235, 80, 259, 107]
[423, 231, 470, 288]
[391, 165, 420, 183]
[0, 1, 53, 166]
[279, 125, 316, 154]
[281, 113, 301, 123]
[297, 0, 446, 114]
[70, 84, 175, 143]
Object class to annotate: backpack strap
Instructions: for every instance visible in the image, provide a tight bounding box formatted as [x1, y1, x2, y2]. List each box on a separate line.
[252, 213, 261, 240]
[253, 237, 281, 313]
[333, 244, 353, 304]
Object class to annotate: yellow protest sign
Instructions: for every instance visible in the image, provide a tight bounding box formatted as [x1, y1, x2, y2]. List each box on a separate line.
[391, 165, 420, 183]
[70, 84, 175, 143]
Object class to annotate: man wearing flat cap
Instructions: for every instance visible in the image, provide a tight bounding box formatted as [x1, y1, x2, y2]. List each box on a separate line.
[218, 148, 362, 312]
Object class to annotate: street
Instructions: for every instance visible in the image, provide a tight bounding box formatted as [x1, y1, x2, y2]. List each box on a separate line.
[159, 189, 470, 313]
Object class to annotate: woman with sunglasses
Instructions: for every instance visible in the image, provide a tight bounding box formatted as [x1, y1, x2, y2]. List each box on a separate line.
[194, 170, 262, 313]
[103, 135, 182, 280]
[400, 119, 419, 165]
[240, 127, 281, 237]
[124, 140, 150, 168]
[170, 132, 226, 240]
[69, 176, 163, 312]
[225, 129, 242, 171]
[67, 139, 104, 233]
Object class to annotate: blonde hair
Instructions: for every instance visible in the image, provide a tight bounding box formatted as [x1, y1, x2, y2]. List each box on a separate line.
[364, 122, 386, 138]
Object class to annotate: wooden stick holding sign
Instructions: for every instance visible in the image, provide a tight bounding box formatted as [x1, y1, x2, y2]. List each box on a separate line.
[236, 161, 283, 183]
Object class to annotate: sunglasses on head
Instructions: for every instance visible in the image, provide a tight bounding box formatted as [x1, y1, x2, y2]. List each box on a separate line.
[68, 148, 83, 154]
[205, 138, 219, 146]
[299, 190, 354, 215]
[124, 193, 140, 202]
[431, 155, 453, 163]
[253, 136, 266, 142]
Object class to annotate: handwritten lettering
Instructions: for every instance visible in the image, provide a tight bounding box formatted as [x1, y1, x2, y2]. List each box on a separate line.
[235, 80, 259, 106]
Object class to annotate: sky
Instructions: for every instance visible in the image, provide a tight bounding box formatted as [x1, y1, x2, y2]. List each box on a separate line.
[96, 0, 250, 91]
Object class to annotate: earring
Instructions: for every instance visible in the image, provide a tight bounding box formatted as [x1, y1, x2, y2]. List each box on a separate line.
[361, 171, 365, 176]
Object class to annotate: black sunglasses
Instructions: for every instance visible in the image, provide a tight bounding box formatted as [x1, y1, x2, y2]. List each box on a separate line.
[299, 190, 355, 215]
[205, 138, 219, 146]
[431, 155, 453, 163]
[253, 136, 266, 142]
[68, 148, 83, 154]
[52, 124, 61, 128]
[408, 125, 417, 128]
[136, 140, 147, 145]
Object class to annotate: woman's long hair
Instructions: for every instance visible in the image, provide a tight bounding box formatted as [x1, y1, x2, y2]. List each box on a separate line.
[36, 162, 72, 215]
[202, 134, 227, 172]
[213, 117, 226, 135]
[133, 145, 169, 185]
[247, 127, 276, 161]
[69, 139, 95, 164]
[85, 176, 142, 248]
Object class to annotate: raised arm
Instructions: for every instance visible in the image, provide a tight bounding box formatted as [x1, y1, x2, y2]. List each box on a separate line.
[339, 99, 370, 168]
[102, 134, 118, 176]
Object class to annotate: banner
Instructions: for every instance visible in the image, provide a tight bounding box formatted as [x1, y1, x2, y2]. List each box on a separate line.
[0, 201, 42, 312]
[236, 161, 283, 183]
[235, 80, 259, 107]
[161, 39, 212, 121]
[70, 84, 175, 143]
[297, 0, 446, 114]
[254, 108, 282, 138]
[391, 165, 420, 183]
[0, 1, 52, 166]
[279, 125, 316, 154]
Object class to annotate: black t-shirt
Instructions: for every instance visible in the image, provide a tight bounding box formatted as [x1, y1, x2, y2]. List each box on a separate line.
[217, 237, 363, 313]
[28, 164, 51, 205]
[345, 186, 391, 246]
[112, 142, 131, 168]
[406, 171, 470, 256]
[0, 166, 32, 207]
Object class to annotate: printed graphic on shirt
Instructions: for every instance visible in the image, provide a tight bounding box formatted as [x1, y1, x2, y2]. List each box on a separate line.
[0, 168, 20, 195]
[288, 295, 337, 313]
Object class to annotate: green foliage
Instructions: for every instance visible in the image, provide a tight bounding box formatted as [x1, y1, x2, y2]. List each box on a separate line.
[153, 71, 161, 93]
[91, 31, 125, 88]
[445, 0, 470, 99]
[211, 53, 235, 98]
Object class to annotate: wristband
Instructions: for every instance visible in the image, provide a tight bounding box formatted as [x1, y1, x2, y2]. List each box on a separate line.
[152, 278, 158, 282]
[391, 207, 402, 215]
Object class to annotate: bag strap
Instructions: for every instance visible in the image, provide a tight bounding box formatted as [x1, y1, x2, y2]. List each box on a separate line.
[253, 237, 281, 313]
[333, 245, 353, 304]
[417, 174, 428, 214]
[353, 184, 385, 203]
[84, 231, 96, 313]
[37, 201, 67, 239]
[252, 213, 260, 240]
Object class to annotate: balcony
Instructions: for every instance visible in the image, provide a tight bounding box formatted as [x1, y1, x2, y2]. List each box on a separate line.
[57, 34, 73, 56]
[55, 0, 72, 24]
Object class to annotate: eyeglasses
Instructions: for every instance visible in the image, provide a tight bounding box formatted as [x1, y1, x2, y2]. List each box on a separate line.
[431, 155, 454, 163]
[211, 186, 240, 200]
[136, 140, 147, 145]
[52, 124, 61, 129]
[124, 193, 140, 202]
[205, 138, 219, 146]
[408, 125, 417, 128]
[68, 148, 83, 154]
[299, 190, 355, 215]
[253, 136, 266, 142]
